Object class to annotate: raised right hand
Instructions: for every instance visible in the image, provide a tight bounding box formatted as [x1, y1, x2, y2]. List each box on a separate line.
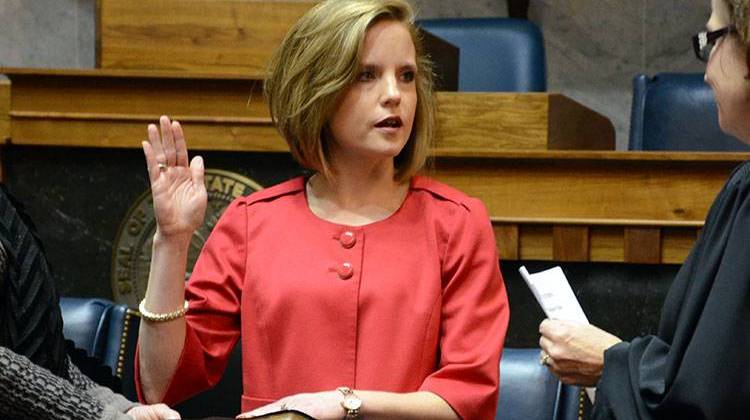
[142, 115, 207, 240]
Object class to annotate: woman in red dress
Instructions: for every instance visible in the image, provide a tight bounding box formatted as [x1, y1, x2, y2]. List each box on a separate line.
[136, 1, 509, 419]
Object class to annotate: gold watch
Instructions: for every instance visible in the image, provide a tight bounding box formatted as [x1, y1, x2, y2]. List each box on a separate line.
[337, 386, 362, 419]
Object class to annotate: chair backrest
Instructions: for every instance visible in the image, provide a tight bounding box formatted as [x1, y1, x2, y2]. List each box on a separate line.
[628, 73, 750, 151]
[60, 296, 240, 413]
[417, 18, 546, 92]
[60, 297, 115, 362]
[60, 297, 140, 399]
[497, 348, 583, 420]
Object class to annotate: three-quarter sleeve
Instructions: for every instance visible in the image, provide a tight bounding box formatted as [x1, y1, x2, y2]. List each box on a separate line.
[419, 198, 509, 420]
[135, 198, 247, 405]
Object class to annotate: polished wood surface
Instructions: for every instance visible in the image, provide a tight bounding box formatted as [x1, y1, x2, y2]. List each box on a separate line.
[0, 78, 9, 143]
[97, 0, 460, 91]
[98, 0, 317, 76]
[552, 226, 589, 262]
[432, 154, 741, 222]
[548, 94, 616, 150]
[629, 228, 662, 263]
[495, 224, 701, 264]
[429, 153, 747, 263]
[1, 69, 613, 152]
[0, 78, 9, 181]
[435, 92, 614, 151]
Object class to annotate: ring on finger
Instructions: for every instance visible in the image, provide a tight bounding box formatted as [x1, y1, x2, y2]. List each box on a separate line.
[540, 352, 551, 366]
[157, 162, 168, 171]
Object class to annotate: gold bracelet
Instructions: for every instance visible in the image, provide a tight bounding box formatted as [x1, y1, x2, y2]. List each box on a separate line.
[138, 299, 189, 322]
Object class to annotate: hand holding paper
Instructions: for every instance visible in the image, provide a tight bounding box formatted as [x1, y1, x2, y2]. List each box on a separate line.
[519, 266, 588, 323]
[520, 265, 602, 402]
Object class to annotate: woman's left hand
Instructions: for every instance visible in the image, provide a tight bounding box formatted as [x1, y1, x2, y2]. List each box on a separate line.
[539, 319, 622, 386]
[126, 403, 181, 419]
[236, 391, 345, 419]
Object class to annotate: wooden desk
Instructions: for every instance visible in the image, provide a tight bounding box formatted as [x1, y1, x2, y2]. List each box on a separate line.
[0, 68, 614, 152]
[432, 151, 748, 263]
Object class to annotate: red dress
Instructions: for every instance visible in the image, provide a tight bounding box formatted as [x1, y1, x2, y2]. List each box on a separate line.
[136, 176, 509, 419]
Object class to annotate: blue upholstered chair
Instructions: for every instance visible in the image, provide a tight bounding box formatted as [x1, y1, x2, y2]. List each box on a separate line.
[417, 18, 547, 92]
[628, 73, 750, 151]
[497, 348, 583, 420]
[60, 297, 140, 399]
[59, 297, 240, 414]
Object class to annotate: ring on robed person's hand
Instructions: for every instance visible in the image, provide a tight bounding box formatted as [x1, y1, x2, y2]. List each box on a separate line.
[540, 353, 551, 366]
[157, 162, 168, 171]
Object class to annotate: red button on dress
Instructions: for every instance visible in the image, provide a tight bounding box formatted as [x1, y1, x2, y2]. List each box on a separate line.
[337, 262, 354, 280]
[340, 231, 356, 248]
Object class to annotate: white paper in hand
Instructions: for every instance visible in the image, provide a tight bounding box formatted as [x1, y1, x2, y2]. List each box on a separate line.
[519, 266, 588, 323]
[519, 265, 596, 402]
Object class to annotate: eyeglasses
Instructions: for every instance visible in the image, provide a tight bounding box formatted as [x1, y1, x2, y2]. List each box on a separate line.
[692, 25, 735, 62]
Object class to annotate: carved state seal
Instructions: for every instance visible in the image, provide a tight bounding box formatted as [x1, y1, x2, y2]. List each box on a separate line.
[112, 169, 263, 307]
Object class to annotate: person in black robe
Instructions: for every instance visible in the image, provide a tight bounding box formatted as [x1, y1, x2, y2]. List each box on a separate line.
[538, 0, 750, 418]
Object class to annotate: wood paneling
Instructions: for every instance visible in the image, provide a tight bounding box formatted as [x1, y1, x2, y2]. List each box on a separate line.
[548, 94, 615, 150]
[552, 225, 589, 261]
[624, 227, 661, 263]
[433, 154, 736, 223]
[10, 75, 267, 118]
[435, 93, 614, 152]
[98, 0, 317, 76]
[491, 222, 701, 264]
[10, 117, 285, 151]
[1, 69, 746, 264]
[519, 225, 553, 260]
[0, 78, 8, 181]
[662, 228, 699, 264]
[589, 226, 624, 262]
[494, 224, 519, 260]
[0, 78, 9, 142]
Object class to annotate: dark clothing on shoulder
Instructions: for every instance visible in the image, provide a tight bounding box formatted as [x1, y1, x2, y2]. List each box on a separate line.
[0, 186, 139, 420]
[593, 161, 750, 419]
[0, 185, 69, 378]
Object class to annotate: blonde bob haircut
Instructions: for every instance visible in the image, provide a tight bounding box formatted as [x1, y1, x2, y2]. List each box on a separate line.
[264, 0, 435, 182]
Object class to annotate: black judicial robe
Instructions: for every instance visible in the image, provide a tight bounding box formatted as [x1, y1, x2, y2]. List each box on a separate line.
[593, 161, 750, 419]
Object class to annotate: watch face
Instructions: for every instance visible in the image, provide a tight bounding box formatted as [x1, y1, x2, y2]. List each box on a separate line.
[344, 396, 362, 410]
